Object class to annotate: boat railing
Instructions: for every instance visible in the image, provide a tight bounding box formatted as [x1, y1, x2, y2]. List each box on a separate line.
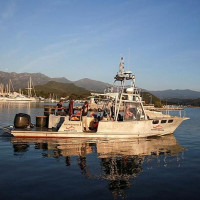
[162, 108, 187, 118]
[105, 85, 141, 95]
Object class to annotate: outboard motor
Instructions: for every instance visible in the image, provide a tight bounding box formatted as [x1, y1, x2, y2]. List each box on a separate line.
[14, 113, 31, 128]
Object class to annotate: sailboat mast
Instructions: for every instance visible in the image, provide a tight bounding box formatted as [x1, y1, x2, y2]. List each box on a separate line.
[30, 77, 32, 97]
[27, 78, 29, 97]
[27, 77, 32, 97]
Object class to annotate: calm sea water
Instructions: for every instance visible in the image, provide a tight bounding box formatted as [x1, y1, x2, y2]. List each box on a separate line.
[0, 102, 200, 200]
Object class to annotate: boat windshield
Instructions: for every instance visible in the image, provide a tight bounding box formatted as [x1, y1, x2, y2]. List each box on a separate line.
[123, 102, 145, 121]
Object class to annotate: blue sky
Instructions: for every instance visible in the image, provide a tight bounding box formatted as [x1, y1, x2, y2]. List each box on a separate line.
[0, 0, 200, 91]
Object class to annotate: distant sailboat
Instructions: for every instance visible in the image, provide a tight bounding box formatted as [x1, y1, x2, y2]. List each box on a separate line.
[0, 79, 15, 101]
[5, 77, 37, 102]
[26, 77, 37, 100]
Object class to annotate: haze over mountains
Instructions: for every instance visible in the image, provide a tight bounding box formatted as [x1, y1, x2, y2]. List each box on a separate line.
[1, 71, 200, 99]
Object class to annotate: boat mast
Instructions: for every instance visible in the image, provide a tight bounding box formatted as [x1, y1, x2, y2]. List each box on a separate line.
[26, 77, 37, 98]
[0, 83, 3, 94]
[26, 77, 32, 97]
[113, 57, 147, 121]
[114, 57, 126, 121]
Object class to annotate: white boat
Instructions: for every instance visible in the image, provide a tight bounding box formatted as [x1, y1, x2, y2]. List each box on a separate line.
[0, 94, 9, 101]
[0, 77, 37, 102]
[5, 93, 36, 102]
[5, 57, 189, 138]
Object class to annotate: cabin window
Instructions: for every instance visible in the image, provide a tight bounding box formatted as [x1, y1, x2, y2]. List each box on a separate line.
[161, 120, 167, 124]
[168, 119, 173, 123]
[124, 102, 136, 120]
[152, 120, 159, 124]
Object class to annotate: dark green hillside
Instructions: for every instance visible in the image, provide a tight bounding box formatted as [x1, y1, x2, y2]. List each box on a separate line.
[163, 98, 190, 105]
[159, 98, 200, 107]
[32, 81, 90, 99]
[186, 98, 200, 107]
[141, 92, 162, 107]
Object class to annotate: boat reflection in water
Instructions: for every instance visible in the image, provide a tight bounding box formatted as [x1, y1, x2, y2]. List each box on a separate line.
[11, 135, 185, 198]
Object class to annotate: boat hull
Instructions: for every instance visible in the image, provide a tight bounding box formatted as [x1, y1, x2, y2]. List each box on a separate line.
[10, 116, 188, 138]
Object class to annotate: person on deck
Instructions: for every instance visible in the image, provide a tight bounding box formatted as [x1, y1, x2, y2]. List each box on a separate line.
[81, 101, 89, 131]
[107, 101, 114, 121]
[69, 99, 74, 118]
[56, 100, 64, 111]
[124, 105, 134, 120]
[56, 100, 64, 115]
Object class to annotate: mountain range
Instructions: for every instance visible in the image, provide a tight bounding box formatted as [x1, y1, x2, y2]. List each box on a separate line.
[148, 89, 200, 99]
[1, 71, 200, 99]
[0, 71, 110, 92]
